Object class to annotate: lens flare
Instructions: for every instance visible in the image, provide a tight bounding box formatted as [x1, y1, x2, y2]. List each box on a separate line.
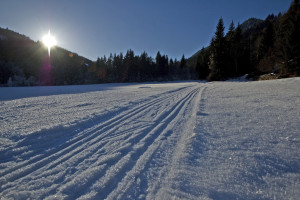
[42, 30, 57, 56]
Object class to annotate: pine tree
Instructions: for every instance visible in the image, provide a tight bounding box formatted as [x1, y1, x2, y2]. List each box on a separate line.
[123, 49, 135, 82]
[169, 58, 174, 66]
[208, 18, 226, 81]
[155, 51, 162, 78]
[258, 20, 275, 61]
[196, 47, 210, 79]
[227, 21, 235, 40]
[225, 20, 236, 77]
[180, 54, 186, 69]
[155, 51, 162, 66]
[232, 24, 244, 75]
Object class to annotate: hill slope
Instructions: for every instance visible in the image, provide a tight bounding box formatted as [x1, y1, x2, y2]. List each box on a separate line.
[0, 27, 94, 86]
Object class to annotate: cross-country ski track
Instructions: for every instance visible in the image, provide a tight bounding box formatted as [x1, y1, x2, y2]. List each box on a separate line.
[0, 79, 299, 199]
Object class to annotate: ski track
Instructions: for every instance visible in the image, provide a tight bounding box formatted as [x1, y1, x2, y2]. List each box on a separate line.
[0, 83, 204, 199]
[1, 79, 299, 200]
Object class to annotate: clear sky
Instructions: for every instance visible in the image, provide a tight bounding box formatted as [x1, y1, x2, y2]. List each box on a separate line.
[0, 0, 292, 61]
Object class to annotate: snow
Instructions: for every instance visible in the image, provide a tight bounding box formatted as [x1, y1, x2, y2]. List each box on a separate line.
[0, 78, 299, 199]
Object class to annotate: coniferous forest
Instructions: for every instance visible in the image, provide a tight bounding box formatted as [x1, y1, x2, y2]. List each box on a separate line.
[0, 0, 299, 86]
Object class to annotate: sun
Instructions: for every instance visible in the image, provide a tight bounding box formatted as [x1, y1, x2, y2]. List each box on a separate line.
[42, 30, 57, 56]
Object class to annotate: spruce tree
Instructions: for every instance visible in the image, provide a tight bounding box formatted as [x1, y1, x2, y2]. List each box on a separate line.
[196, 47, 210, 79]
[232, 24, 243, 75]
[155, 51, 162, 78]
[208, 18, 226, 81]
[155, 51, 162, 66]
[225, 20, 236, 77]
[258, 20, 275, 61]
[227, 21, 235, 40]
[180, 54, 186, 69]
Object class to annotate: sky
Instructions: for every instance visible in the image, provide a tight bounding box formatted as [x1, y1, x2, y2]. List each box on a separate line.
[0, 0, 292, 61]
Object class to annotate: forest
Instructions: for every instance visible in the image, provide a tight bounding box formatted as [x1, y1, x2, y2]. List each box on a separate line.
[0, 0, 299, 86]
[192, 0, 300, 81]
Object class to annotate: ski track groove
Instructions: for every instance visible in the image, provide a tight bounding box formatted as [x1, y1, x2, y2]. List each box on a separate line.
[0, 85, 202, 199]
[89, 87, 201, 200]
[1, 87, 184, 161]
[105, 86, 205, 200]
[64, 86, 200, 199]
[149, 86, 207, 199]
[0, 86, 187, 182]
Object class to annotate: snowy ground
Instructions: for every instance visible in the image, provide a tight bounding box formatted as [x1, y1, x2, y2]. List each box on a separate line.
[0, 78, 299, 200]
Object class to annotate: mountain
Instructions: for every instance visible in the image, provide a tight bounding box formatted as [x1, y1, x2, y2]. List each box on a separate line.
[239, 18, 263, 32]
[0, 27, 95, 86]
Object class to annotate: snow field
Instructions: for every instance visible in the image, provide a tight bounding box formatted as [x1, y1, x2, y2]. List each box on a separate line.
[0, 78, 299, 199]
[174, 78, 300, 199]
[0, 82, 202, 199]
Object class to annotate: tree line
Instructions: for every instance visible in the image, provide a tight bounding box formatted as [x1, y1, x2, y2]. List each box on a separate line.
[195, 0, 300, 81]
[89, 50, 195, 83]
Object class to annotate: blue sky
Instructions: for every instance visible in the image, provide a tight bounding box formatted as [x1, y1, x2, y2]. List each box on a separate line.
[0, 0, 291, 61]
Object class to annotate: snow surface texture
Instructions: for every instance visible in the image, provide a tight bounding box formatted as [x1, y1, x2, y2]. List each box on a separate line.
[0, 78, 299, 200]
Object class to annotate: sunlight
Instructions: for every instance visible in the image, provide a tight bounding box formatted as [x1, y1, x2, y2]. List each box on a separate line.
[42, 30, 57, 56]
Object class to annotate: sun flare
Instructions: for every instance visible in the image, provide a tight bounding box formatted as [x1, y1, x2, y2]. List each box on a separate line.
[42, 30, 57, 56]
